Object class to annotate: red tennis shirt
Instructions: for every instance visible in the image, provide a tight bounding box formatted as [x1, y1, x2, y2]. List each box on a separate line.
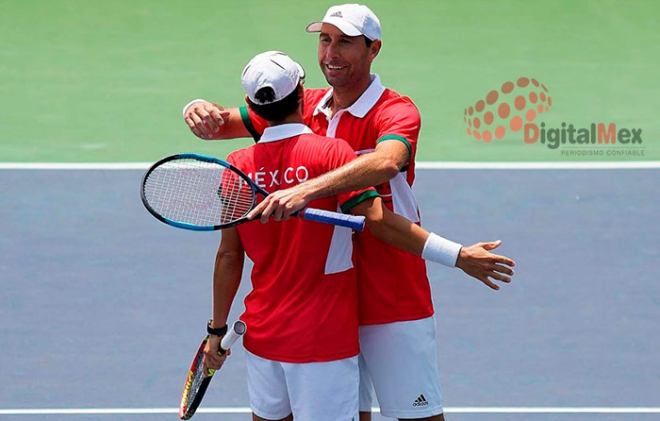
[226, 123, 378, 363]
[241, 75, 434, 326]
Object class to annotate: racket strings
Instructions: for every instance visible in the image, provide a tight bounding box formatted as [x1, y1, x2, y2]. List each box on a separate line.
[219, 170, 254, 223]
[188, 362, 205, 403]
[143, 159, 254, 226]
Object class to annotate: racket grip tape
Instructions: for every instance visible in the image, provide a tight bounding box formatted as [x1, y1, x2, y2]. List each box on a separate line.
[300, 208, 366, 231]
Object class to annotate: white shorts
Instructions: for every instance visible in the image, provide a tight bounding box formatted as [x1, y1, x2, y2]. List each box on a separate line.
[246, 351, 359, 421]
[358, 316, 444, 418]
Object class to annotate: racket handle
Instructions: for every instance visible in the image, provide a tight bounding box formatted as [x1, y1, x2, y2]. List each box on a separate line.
[300, 208, 366, 232]
[219, 320, 247, 354]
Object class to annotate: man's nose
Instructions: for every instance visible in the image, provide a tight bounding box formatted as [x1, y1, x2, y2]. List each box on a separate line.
[324, 41, 340, 59]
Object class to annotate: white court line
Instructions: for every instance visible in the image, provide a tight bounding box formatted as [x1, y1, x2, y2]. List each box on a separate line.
[417, 161, 660, 170]
[0, 161, 660, 170]
[1, 407, 660, 415]
[0, 163, 151, 170]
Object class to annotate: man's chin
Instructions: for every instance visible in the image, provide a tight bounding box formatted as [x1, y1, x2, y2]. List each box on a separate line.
[323, 74, 349, 89]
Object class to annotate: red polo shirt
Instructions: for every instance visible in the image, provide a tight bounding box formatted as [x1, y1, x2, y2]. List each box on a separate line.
[241, 75, 433, 326]
[227, 123, 378, 362]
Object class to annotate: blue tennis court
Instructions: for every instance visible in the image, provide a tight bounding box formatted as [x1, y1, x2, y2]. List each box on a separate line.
[1, 167, 658, 421]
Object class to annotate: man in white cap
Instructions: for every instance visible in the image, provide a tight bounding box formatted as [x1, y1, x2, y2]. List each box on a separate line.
[186, 5, 515, 421]
[201, 50, 368, 421]
[204, 50, 511, 421]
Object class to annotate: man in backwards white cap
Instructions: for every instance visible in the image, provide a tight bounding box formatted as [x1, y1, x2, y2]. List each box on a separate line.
[201, 50, 368, 421]
[186, 5, 516, 421]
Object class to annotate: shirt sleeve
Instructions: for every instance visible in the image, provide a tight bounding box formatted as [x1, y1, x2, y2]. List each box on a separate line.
[239, 105, 269, 142]
[374, 96, 421, 171]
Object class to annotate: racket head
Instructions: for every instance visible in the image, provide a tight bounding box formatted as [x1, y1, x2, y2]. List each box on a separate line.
[141, 153, 259, 231]
[179, 336, 214, 420]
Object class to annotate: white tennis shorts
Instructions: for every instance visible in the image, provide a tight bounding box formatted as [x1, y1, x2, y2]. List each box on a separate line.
[358, 316, 444, 418]
[246, 351, 359, 421]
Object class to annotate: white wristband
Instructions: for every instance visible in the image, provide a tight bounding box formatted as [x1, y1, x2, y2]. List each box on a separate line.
[182, 98, 207, 117]
[421, 233, 462, 267]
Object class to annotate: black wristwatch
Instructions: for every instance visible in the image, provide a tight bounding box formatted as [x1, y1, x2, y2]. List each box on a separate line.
[207, 320, 228, 336]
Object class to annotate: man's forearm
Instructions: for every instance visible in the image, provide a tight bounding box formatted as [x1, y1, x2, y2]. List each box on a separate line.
[356, 199, 462, 268]
[183, 99, 251, 140]
[211, 249, 244, 328]
[303, 151, 401, 201]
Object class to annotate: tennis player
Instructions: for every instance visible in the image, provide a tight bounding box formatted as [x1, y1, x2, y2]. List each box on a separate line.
[186, 5, 515, 421]
[204, 50, 508, 421]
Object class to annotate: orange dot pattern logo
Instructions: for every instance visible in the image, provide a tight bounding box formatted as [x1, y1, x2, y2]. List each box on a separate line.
[464, 77, 551, 142]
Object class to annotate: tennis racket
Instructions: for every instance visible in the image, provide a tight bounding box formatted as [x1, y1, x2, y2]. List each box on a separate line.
[179, 320, 247, 420]
[140, 153, 365, 232]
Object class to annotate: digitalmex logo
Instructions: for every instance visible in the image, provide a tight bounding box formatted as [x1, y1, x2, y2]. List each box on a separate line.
[464, 78, 645, 157]
[464, 77, 551, 143]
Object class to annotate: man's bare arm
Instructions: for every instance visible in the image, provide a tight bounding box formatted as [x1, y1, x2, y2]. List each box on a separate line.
[203, 227, 245, 373]
[248, 140, 409, 222]
[183, 100, 251, 140]
[352, 197, 515, 290]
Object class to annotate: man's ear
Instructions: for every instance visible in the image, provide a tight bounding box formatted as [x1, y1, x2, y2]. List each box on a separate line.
[369, 39, 382, 60]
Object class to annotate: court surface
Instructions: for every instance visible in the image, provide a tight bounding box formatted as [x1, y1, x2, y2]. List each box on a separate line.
[2, 0, 658, 418]
[1, 167, 658, 421]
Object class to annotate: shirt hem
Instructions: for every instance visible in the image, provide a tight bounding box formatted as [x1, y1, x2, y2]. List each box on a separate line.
[359, 309, 434, 326]
[245, 346, 359, 364]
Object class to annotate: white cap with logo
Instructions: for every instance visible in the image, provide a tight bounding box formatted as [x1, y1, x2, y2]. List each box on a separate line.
[306, 3, 381, 41]
[241, 51, 306, 105]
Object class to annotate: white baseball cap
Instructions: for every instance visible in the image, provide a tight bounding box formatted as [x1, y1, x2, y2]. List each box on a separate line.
[306, 4, 381, 41]
[241, 51, 306, 105]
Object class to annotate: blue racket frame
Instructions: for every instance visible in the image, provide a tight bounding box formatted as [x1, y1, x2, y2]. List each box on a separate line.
[141, 153, 366, 232]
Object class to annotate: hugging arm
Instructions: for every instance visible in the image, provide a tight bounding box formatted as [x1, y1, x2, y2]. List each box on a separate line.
[350, 197, 516, 290]
[183, 100, 251, 140]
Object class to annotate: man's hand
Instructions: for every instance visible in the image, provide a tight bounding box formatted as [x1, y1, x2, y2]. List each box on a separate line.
[184, 100, 231, 140]
[202, 335, 230, 375]
[456, 240, 515, 290]
[247, 184, 313, 223]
